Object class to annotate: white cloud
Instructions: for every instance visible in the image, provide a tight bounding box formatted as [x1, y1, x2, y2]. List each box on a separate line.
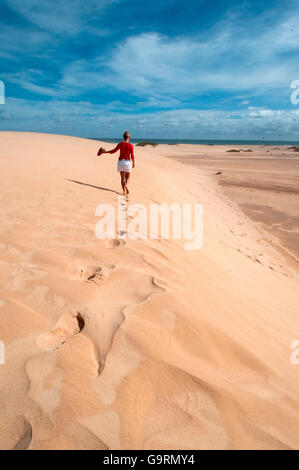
[3, 71, 59, 97]
[1, 97, 299, 139]
[7, 0, 118, 35]
[4, 6, 299, 108]
[105, 23, 299, 93]
[47, 9, 299, 102]
[0, 23, 52, 54]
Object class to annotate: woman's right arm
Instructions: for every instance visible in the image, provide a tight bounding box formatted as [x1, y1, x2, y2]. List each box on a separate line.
[103, 143, 120, 154]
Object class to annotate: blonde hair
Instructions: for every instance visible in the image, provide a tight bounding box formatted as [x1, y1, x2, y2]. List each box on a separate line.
[123, 131, 130, 141]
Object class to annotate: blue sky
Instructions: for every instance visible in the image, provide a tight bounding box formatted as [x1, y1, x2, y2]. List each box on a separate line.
[0, 0, 299, 139]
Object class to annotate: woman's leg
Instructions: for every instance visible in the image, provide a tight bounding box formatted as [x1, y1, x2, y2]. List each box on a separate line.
[125, 172, 130, 195]
[120, 171, 126, 195]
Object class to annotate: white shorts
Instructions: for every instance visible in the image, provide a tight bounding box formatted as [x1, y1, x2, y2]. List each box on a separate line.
[118, 159, 132, 173]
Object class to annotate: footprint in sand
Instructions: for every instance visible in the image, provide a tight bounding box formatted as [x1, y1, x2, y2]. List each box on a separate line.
[105, 238, 126, 248]
[3, 415, 33, 450]
[74, 265, 109, 284]
[36, 312, 85, 351]
[13, 418, 33, 450]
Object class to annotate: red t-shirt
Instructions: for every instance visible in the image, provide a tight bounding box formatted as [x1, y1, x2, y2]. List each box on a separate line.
[108, 142, 135, 162]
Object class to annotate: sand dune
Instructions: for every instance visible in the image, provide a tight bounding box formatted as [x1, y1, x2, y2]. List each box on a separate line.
[163, 143, 299, 263]
[0, 132, 298, 449]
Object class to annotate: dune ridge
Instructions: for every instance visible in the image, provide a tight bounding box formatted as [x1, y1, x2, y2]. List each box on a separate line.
[0, 132, 298, 449]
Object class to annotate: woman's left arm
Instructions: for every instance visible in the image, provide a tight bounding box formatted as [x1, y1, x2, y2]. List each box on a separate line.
[131, 144, 135, 167]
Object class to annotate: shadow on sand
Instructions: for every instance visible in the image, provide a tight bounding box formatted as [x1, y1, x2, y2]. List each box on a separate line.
[67, 179, 120, 195]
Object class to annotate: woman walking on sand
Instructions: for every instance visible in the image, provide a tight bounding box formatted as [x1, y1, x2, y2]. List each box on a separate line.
[98, 131, 135, 196]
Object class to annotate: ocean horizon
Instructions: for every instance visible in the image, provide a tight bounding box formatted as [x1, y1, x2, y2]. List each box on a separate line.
[90, 137, 299, 146]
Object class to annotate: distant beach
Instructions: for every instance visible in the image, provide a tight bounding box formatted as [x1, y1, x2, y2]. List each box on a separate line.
[157, 142, 299, 265]
[91, 137, 299, 146]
